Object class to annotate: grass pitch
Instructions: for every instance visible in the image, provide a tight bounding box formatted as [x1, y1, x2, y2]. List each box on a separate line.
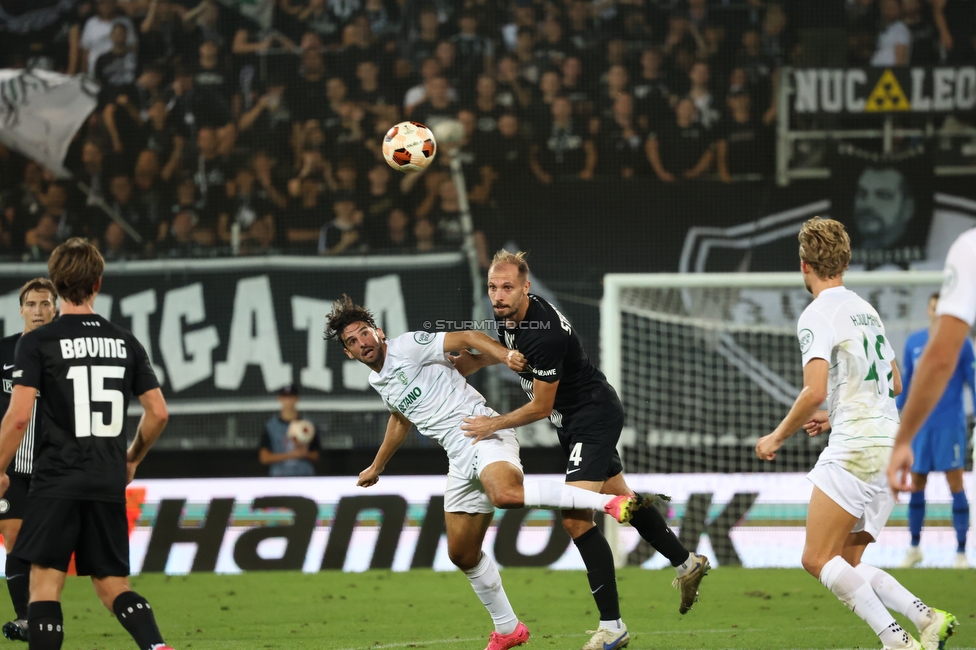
[58, 567, 973, 649]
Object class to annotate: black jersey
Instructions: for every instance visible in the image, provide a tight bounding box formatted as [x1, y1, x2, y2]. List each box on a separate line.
[13, 314, 159, 502]
[0, 334, 40, 476]
[497, 294, 623, 433]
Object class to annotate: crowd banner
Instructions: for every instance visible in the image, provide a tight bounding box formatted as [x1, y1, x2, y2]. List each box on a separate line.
[791, 66, 976, 114]
[0, 254, 472, 409]
[14, 474, 961, 575]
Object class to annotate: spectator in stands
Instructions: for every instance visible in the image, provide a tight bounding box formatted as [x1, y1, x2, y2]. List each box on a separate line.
[716, 91, 771, 183]
[290, 0, 342, 46]
[903, 0, 940, 65]
[319, 191, 365, 255]
[595, 64, 630, 122]
[592, 92, 644, 179]
[363, 163, 399, 243]
[403, 7, 442, 71]
[736, 28, 777, 124]
[131, 150, 167, 247]
[337, 15, 384, 83]
[530, 96, 596, 184]
[528, 69, 564, 136]
[468, 75, 503, 136]
[286, 176, 328, 252]
[102, 66, 166, 162]
[80, 0, 137, 76]
[514, 25, 543, 85]
[161, 208, 207, 256]
[871, 0, 912, 66]
[414, 217, 436, 252]
[193, 38, 234, 109]
[433, 39, 459, 88]
[501, 0, 536, 52]
[411, 76, 459, 131]
[789, 0, 847, 67]
[633, 47, 673, 133]
[286, 48, 329, 125]
[536, 15, 574, 67]
[25, 183, 81, 256]
[376, 207, 413, 252]
[495, 54, 533, 110]
[137, 101, 180, 186]
[106, 173, 151, 251]
[426, 177, 489, 267]
[189, 126, 229, 223]
[76, 138, 109, 207]
[101, 221, 135, 261]
[166, 66, 235, 155]
[934, 0, 976, 64]
[760, 3, 792, 66]
[258, 384, 321, 477]
[353, 60, 398, 122]
[93, 22, 139, 108]
[564, 1, 597, 53]
[686, 60, 721, 130]
[560, 55, 592, 113]
[251, 150, 290, 212]
[451, 11, 495, 99]
[646, 98, 714, 182]
[489, 113, 531, 188]
[237, 82, 293, 163]
[218, 163, 276, 252]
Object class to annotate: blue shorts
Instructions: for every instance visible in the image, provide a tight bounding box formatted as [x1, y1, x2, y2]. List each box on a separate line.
[911, 424, 968, 474]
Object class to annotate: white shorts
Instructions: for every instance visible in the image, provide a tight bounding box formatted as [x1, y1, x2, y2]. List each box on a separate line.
[807, 447, 894, 540]
[443, 429, 523, 514]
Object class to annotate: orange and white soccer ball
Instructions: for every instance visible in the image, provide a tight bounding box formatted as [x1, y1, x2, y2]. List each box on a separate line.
[286, 419, 315, 445]
[382, 121, 436, 173]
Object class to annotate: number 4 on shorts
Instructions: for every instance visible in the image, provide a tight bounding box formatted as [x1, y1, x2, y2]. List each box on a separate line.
[569, 442, 583, 467]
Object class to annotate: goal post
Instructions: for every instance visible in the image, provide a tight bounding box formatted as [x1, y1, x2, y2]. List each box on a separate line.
[600, 271, 945, 566]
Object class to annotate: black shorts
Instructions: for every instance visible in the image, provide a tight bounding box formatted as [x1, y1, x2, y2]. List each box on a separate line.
[558, 418, 624, 483]
[0, 474, 30, 521]
[12, 497, 129, 577]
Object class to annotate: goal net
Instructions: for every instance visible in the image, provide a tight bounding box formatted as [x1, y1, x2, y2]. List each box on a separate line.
[601, 271, 947, 476]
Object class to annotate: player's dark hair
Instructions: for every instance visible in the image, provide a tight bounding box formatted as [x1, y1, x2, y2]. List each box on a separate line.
[489, 249, 530, 282]
[48, 238, 104, 305]
[18, 278, 57, 306]
[325, 294, 378, 348]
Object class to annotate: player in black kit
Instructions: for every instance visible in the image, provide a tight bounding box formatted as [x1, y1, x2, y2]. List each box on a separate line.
[0, 239, 173, 650]
[459, 250, 710, 650]
[0, 279, 58, 642]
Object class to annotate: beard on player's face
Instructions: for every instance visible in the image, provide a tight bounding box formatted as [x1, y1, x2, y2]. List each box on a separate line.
[493, 288, 523, 319]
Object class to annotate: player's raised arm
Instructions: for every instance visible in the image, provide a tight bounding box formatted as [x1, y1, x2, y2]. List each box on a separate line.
[443, 330, 525, 372]
[358, 412, 412, 487]
[126, 388, 169, 483]
[756, 358, 828, 460]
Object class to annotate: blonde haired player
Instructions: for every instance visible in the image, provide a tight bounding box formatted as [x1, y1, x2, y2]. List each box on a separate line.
[756, 218, 956, 650]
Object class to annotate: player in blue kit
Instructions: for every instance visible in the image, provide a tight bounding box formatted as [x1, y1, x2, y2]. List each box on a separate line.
[897, 292, 974, 569]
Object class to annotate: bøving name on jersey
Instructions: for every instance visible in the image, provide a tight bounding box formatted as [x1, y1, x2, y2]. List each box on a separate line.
[59, 337, 129, 360]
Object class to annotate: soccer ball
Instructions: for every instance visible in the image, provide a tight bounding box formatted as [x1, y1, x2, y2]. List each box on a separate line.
[286, 419, 315, 445]
[382, 121, 436, 173]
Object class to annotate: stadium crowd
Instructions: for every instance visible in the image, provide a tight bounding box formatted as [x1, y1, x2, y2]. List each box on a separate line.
[0, 0, 973, 263]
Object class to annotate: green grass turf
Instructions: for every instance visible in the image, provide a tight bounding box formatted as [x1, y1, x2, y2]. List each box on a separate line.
[57, 567, 974, 649]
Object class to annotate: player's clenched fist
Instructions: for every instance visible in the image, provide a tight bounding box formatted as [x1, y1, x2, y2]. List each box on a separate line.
[358, 465, 381, 487]
[505, 349, 526, 372]
[755, 433, 783, 461]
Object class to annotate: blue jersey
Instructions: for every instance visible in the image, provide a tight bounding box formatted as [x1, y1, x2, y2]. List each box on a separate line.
[896, 328, 976, 432]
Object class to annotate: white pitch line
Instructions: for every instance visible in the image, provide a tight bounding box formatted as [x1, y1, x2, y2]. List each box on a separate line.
[337, 624, 879, 650]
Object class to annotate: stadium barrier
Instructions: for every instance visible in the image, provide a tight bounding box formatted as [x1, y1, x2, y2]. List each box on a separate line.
[2, 475, 965, 575]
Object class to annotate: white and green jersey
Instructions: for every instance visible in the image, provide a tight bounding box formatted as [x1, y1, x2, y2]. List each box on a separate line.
[797, 286, 899, 451]
[369, 331, 495, 465]
[936, 227, 976, 328]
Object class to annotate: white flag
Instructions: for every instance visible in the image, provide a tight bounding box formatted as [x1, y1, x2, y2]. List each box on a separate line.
[0, 69, 97, 179]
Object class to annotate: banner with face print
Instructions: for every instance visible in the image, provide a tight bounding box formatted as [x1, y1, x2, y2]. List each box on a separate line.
[829, 143, 935, 269]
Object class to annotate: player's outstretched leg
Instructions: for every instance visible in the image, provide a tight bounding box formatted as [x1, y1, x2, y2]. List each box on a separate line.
[855, 563, 958, 650]
[521, 480, 637, 523]
[3, 554, 30, 641]
[901, 490, 925, 568]
[26, 601, 63, 650]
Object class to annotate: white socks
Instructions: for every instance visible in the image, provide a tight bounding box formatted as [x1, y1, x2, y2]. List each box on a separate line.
[522, 480, 611, 511]
[854, 563, 930, 629]
[675, 553, 696, 577]
[819, 557, 910, 648]
[463, 552, 518, 635]
[599, 618, 625, 632]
